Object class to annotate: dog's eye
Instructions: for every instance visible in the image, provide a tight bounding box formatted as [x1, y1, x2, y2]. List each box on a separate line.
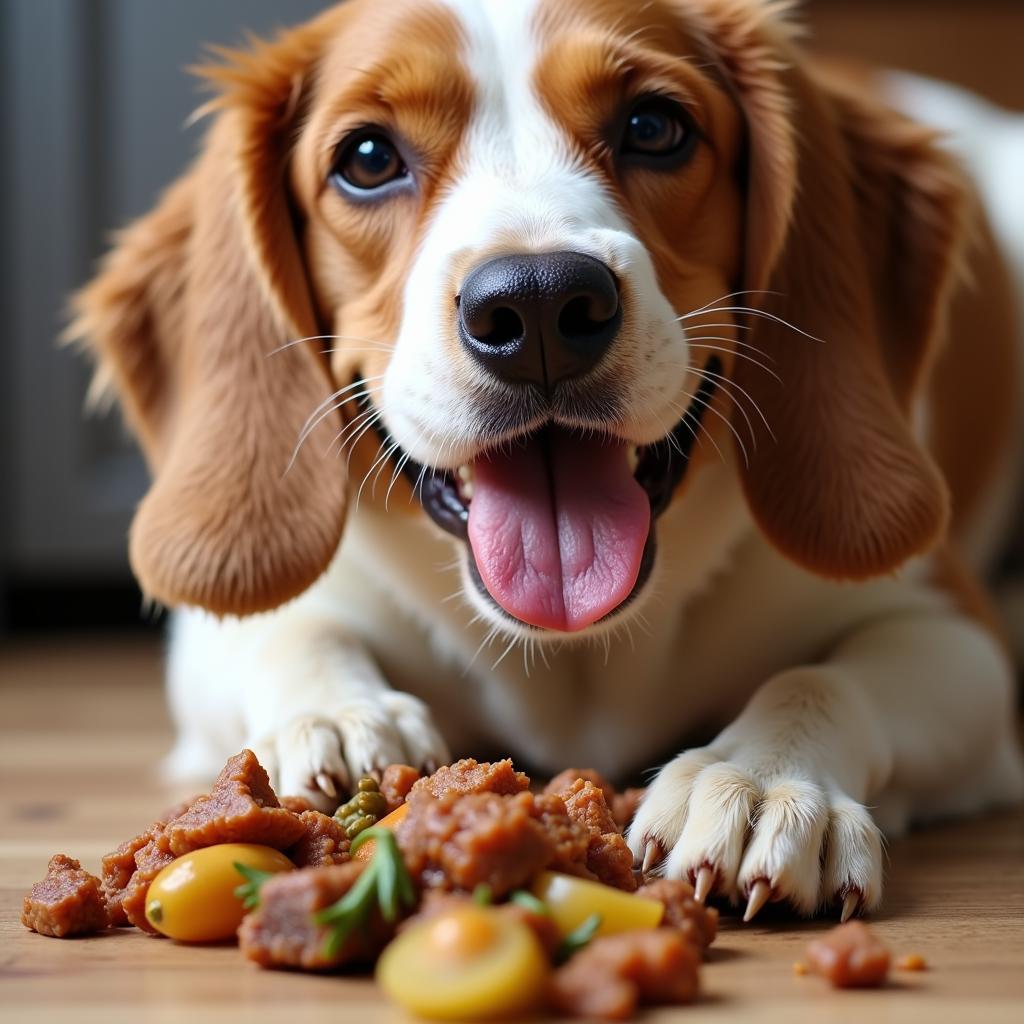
[331, 131, 409, 195]
[620, 99, 696, 163]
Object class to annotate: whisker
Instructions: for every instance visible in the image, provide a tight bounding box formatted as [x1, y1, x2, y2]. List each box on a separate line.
[680, 389, 745, 467]
[291, 375, 386, 464]
[696, 366, 776, 442]
[679, 306, 823, 344]
[269, 334, 395, 357]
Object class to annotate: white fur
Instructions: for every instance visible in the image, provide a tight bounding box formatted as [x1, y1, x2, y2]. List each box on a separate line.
[165, 42, 1024, 917]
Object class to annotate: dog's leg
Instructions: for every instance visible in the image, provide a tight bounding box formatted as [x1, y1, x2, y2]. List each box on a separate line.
[163, 604, 449, 808]
[628, 610, 1024, 917]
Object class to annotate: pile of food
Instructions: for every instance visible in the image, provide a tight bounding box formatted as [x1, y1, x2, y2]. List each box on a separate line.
[21, 750, 715, 1020]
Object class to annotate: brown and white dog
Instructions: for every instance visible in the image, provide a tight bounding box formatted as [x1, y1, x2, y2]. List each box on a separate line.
[73, 0, 1024, 920]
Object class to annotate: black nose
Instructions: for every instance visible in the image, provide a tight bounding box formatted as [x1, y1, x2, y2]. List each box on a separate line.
[458, 251, 621, 391]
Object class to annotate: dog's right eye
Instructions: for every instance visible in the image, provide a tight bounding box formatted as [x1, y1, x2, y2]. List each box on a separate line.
[331, 131, 410, 197]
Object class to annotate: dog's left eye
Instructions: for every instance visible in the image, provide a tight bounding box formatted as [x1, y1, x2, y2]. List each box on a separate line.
[331, 131, 410, 196]
[620, 99, 696, 162]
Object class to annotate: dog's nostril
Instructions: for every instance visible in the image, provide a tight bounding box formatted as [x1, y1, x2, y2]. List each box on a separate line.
[483, 307, 525, 348]
[558, 295, 616, 341]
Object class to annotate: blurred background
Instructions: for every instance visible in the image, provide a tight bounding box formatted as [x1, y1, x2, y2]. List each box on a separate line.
[1, 0, 1022, 639]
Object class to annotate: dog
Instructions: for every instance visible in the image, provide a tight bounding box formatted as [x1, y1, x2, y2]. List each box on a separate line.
[72, 0, 1024, 920]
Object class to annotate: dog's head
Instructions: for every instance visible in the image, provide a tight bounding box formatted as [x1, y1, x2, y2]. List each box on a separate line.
[73, 0, 966, 632]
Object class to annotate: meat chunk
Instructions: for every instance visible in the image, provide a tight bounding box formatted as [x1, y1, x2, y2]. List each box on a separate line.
[239, 862, 390, 969]
[611, 788, 646, 832]
[411, 758, 529, 800]
[22, 854, 109, 938]
[288, 811, 351, 867]
[555, 779, 619, 836]
[101, 826, 159, 926]
[545, 769, 617, 810]
[164, 749, 305, 855]
[279, 795, 318, 814]
[397, 791, 591, 896]
[380, 764, 422, 812]
[637, 879, 717, 950]
[121, 826, 176, 933]
[805, 921, 891, 988]
[549, 929, 701, 1019]
[586, 832, 637, 892]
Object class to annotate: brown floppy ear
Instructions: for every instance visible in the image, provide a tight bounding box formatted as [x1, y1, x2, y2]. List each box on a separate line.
[693, 4, 966, 578]
[69, 27, 346, 615]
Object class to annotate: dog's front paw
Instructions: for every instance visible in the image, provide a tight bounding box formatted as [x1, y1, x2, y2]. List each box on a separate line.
[251, 693, 449, 810]
[627, 748, 883, 921]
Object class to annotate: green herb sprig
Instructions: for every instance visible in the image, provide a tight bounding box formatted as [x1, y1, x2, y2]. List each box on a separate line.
[233, 862, 278, 910]
[313, 827, 417, 959]
[556, 912, 603, 963]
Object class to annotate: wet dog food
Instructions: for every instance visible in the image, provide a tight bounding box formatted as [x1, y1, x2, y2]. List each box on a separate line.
[21, 854, 109, 938]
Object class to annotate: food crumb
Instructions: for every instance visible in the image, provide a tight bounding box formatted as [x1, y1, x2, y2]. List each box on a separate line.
[895, 953, 927, 971]
[792, 961, 809, 975]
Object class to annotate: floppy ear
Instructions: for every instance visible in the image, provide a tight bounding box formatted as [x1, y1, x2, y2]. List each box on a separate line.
[693, 2, 966, 579]
[70, 27, 347, 615]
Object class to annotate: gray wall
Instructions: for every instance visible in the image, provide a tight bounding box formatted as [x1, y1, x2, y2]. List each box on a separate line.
[2, 0, 328, 587]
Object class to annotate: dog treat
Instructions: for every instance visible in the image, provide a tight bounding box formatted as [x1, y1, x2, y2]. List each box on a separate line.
[101, 825, 162, 926]
[22, 854, 110, 938]
[279, 795, 318, 814]
[164, 750, 306, 855]
[549, 928, 701, 1019]
[122, 826, 176, 932]
[805, 920, 891, 988]
[555, 778, 620, 835]
[636, 879, 718, 951]
[396, 791, 591, 897]
[239, 861, 390, 970]
[380, 764, 423, 813]
[545, 769, 617, 811]
[288, 811, 352, 868]
[411, 757, 530, 800]
[586, 832, 638, 891]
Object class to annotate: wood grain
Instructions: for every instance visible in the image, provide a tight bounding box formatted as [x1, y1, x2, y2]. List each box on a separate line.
[1, 638, 1022, 1023]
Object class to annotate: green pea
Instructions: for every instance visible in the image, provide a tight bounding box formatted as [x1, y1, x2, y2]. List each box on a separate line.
[345, 815, 375, 839]
[357, 777, 379, 793]
[355, 791, 387, 816]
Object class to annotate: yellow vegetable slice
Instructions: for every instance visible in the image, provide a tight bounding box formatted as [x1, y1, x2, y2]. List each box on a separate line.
[145, 843, 293, 942]
[377, 904, 549, 1020]
[530, 870, 664, 939]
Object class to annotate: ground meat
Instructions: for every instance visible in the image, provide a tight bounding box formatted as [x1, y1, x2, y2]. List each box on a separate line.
[397, 791, 590, 896]
[611, 788, 646, 831]
[163, 749, 305, 855]
[239, 862, 391, 970]
[637, 880, 717, 950]
[121, 826, 176, 933]
[380, 764, 422, 812]
[287, 811, 351, 867]
[100, 826, 160, 926]
[805, 921, 891, 988]
[544, 769, 617, 810]
[279, 795, 318, 814]
[549, 929, 701, 1019]
[555, 779, 619, 836]
[22, 855, 109, 938]
[586, 832, 637, 892]
[411, 758, 529, 800]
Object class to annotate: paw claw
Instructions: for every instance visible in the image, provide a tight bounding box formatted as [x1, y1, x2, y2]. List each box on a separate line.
[315, 772, 339, 800]
[641, 838, 665, 875]
[840, 890, 861, 923]
[693, 865, 715, 904]
[743, 879, 772, 923]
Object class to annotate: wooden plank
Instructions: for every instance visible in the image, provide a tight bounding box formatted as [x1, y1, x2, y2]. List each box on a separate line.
[1, 639, 1022, 1022]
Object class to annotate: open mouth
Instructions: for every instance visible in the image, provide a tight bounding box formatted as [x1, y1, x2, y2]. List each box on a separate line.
[370, 357, 720, 633]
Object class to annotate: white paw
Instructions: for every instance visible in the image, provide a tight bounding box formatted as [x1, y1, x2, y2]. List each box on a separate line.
[251, 695, 449, 811]
[627, 747, 883, 919]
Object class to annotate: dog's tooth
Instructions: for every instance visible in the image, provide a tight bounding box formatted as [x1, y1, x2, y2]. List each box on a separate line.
[461, 480, 474, 500]
[457, 464, 473, 482]
[627, 446, 640, 473]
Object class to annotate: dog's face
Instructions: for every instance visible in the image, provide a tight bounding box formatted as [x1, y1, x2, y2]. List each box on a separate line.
[74, 0, 964, 627]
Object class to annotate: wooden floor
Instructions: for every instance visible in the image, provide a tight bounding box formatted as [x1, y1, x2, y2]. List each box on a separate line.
[1, 637, 1022, 1023]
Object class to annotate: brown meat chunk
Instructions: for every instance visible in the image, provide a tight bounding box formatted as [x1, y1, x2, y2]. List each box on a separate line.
[122, 826, 176, 933]
[380, 764, 422, 812]
[239, 862, 391, 970]
[805, 921, 891, 988]
[288, 811, 351, 867]
[280, 795, 318, 814]
[101, 826, 159, 926]
[397, 791, 590, 896]
[637, 879, 717, 950]
[587, 832, 638, 892]
[411, 758, 529, 800]
[22, 855, 109, 938]
[549, 929, 701, 1019]
[533, 794, 594, 879]
[556, 779, 619, 836]
[611, 788, 646, 831]
[545, 769, 617, 811]
[164, 749, 305, 855]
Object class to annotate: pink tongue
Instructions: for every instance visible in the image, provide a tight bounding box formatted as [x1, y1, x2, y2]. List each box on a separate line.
[467, 429, 651, 632]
